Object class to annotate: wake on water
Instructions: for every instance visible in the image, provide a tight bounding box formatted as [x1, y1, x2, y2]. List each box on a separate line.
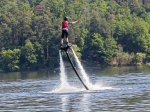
[51, 49, 112, 93]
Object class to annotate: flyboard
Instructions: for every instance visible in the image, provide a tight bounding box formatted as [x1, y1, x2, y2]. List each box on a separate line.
[60, 43, 89, 90]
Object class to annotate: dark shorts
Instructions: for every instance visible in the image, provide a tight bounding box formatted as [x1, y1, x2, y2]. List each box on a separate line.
[61, 30, 68, 38]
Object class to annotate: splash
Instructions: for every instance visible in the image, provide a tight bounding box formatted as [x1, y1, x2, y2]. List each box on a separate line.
[52, 51, 82, 93]
[51, 50, 112, 93]
[71, 48, 111, 90]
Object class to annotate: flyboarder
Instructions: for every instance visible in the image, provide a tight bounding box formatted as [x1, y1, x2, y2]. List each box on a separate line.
[59, 17, 89, 90]
[60, 17, 78, 47]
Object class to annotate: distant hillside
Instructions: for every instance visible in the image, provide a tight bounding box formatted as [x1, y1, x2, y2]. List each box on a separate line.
[0, 0, 150, 71]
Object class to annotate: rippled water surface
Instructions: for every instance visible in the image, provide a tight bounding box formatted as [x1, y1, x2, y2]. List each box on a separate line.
[0, 67, 150, 112]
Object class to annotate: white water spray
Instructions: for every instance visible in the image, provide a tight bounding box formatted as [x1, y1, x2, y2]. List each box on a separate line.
[71, 48, 113, 90]
[51, 50, 112, 93]
[59, 50, 68, 86]
[71, 48, 93, 88]
[52, 51, 80, 93]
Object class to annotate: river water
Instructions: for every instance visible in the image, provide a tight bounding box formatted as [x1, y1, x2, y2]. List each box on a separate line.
[0, 66, 150, 112]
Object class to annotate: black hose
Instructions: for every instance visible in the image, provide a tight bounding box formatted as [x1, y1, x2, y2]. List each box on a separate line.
[65, 51, 89, 90]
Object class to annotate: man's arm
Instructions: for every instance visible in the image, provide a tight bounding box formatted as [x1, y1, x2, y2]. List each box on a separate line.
[69, 21, 78, 24]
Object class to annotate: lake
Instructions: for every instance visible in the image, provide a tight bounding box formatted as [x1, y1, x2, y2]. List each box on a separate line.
[0, 66, 150, 112]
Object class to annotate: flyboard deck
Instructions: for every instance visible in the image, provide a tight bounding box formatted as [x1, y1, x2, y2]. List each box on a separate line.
[60, 43, 89, 90]
[60, 43, 72, 51]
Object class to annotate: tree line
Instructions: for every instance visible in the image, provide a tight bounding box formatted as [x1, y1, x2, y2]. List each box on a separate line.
[0, 0, 150, 71]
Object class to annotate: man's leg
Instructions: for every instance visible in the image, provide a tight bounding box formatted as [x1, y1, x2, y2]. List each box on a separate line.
[66, 30, 69, 44]
[61, 30, 65, 45]
[66, 37, 69, 43]
[61, 38, 63, 45]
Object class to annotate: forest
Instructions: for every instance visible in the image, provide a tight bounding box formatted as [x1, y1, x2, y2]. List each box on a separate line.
[0, 0, 150, 71]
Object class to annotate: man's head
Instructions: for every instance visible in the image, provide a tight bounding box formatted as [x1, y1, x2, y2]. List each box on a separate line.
[64, 16, 68, 21]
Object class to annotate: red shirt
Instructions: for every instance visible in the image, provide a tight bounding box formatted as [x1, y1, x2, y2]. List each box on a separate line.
[62, 20, 68, 30]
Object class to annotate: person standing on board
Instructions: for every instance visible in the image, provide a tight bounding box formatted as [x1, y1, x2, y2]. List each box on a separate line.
[61, 17, 78, 46]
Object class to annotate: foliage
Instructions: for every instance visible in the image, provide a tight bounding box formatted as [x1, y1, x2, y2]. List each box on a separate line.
[1, 0, 150, 71]
[34, 41, 45, 66]
[134, 53, 146, 66]
[20, 39, 37, 69]
[110, 52, 134, 66]
[82, 33, 118, 64]
[1, 49, 20, 71]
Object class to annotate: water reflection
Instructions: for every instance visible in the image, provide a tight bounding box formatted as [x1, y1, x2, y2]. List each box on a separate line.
[0, 70, 56, 81]
[59, 92, 93, 112]
[81, 94, 91, 112]
[61, 95, 69, 112]
[0, 66, 150, 82]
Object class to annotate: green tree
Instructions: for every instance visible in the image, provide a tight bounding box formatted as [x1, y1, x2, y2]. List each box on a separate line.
[82, 33, 104, 62]
[103, 37, 119, 64]
[34, 41, 45, 67]
[1, 49, 20, 71]
[20, 39, 37, 69]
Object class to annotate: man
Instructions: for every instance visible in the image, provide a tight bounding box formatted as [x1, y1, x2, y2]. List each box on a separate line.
[61, 17, 77, 46]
